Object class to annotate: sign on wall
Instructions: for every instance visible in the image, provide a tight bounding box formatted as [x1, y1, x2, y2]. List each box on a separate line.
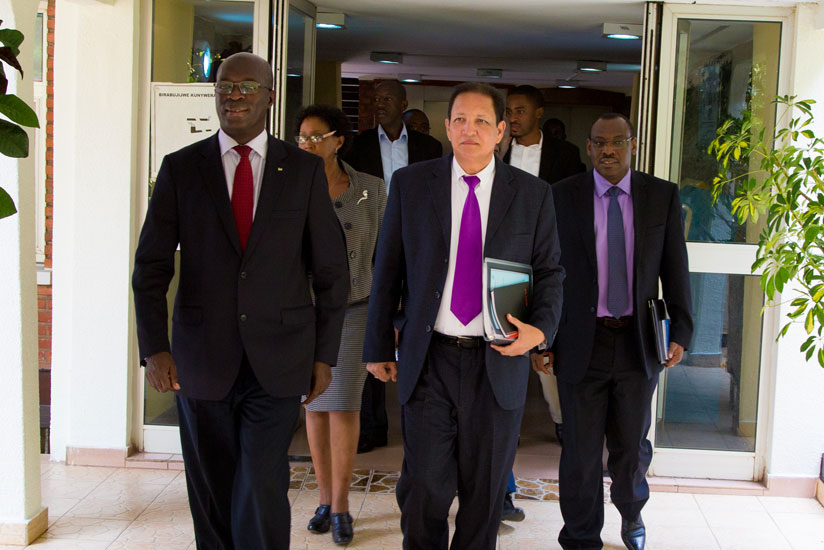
[150, 83, 221, 179]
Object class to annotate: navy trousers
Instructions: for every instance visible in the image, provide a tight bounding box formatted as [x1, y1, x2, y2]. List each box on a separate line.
[557, 324, 658, 550]
[396, 339, 523, 550]
[176, 360, 300, 550]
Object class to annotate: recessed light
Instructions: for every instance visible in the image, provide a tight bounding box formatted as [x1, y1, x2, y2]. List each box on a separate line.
[556, 80, 578, 89]
[477, 68, 503, 79]
[398, 74, 421, 83]
[577, 60, 607, 72]
[316, 13, 345, 29]
[370, 52, 403, 64]
[602, 23, 642, 40]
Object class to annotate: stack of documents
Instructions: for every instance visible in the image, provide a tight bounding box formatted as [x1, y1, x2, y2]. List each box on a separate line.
[482, 258, 533, 345]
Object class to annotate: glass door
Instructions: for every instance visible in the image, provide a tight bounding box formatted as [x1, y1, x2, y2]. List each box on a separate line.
[273, 0, 317, 139]
[648, 3, 792, 480]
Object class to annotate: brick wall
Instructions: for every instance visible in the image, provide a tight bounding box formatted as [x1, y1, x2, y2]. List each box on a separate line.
[39, 0, 55, 383]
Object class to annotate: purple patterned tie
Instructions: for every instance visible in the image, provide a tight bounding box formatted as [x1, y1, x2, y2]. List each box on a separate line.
[450, 175, 482, 325]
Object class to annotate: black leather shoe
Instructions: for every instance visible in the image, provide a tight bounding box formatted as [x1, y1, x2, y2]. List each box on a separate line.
[307, 504, 331, 534]
[356, 437, 387, 454]
[555, 423, 564, 446]
[331, 512, 353, 545]
[501, 493, 525, 522]
[621, 515, 645, 550]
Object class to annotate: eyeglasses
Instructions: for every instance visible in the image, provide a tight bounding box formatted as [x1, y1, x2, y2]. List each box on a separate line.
[294, 130, 336, 145]
[214, 80, 270, 95]
[589, 137, 634, 150]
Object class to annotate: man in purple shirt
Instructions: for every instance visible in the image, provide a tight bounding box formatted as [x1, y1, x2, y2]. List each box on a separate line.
[546, 113, 693, 550]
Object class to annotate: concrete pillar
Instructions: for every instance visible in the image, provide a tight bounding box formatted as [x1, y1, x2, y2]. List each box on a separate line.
[50, 0, 142, 465]
[0, 0, 48, 544]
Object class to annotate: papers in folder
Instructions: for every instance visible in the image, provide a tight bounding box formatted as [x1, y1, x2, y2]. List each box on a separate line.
[648, 298, 670, 364]
[482, 258, 533, 345]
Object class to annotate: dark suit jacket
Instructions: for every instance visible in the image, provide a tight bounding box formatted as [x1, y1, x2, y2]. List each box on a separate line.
[503, 136, 585, 184]
[132, 134, 350, 400]
[551, 170, 693, 384]
[344, 126, 443, 180]
[363, 156, 565, 410]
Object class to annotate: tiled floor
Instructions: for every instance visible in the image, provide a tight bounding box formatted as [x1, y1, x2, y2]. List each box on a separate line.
[11, 457, 824, 549]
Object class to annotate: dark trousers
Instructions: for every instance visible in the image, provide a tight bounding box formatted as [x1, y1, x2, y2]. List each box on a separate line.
[396, 338, 523, 550]
[557, 324, 657, 550]
[176, 360, 300, 550]
[359, 375, 388, 444]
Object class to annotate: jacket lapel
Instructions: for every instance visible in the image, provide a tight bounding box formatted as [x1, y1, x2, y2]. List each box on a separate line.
[244, 136, 287, 259]
[200, 135, 242, 256]
[630, 170, 647, 281]
[427, 156, 453, 251]
[574, 171, 597, 269]
[485, 158, 516, 249]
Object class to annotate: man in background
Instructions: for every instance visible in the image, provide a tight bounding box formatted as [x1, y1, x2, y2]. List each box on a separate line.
[403, 108, 432, 135]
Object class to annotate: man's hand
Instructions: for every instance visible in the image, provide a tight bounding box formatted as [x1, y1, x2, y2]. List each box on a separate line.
[303, 362, 332, 406]
[665, 342, 685, 368]
[144, 351, 180, 393]
[367, 362, 398, 383]
[530, 351, 554, 375]
[491, 314, 546, 357]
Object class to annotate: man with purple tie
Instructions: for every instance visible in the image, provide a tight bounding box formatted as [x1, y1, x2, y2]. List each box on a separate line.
[363, 82, 565, 550]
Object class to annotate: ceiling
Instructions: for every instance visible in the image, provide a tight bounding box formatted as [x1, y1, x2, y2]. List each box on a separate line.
[312, 0, 647, 93]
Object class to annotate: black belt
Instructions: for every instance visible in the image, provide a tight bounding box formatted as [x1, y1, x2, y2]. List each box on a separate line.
[433, 332, 485, 349]
[596, 316, 632, 329]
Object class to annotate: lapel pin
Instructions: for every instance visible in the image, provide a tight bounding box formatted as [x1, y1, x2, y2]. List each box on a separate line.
[357, 189, 368, 205]
[277, 167, 283, 172]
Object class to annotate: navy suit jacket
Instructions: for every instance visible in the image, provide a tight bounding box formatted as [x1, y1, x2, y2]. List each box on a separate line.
[132, 134, 350, 400]
[344, 126, 443, 180]
[551, 170, 693, 384]
[363, 156, 565, 410]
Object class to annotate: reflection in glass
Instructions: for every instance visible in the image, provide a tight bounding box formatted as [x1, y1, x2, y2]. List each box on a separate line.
[656, 274, 763, 452]
[283, 7, 314, 141]
[152, 0, 254, 84]
[33, 13, 43, 82]
[670, 20, 781, 244]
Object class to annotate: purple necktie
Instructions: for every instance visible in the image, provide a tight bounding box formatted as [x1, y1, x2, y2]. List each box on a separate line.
[451, 175, 482, 325]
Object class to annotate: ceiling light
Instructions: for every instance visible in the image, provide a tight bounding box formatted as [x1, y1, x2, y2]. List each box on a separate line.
[602, 23, 642, 40]
[370, 52, 403, 64]
[477, 68, 503, 79]
[577, 60, 607, 72]
[398, 73, 421, 83]
[316, 13, 345, 29]
[556, 80, 578, 89]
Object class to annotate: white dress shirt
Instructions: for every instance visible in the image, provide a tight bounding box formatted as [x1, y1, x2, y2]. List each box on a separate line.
[508, 131, 543, 177]
[433, 156, 496, 337]
[218, 129, 268, 219]
[377, 123, 409, 191]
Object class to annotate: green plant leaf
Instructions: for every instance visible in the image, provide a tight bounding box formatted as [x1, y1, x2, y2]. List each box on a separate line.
[0, 94, 38, 127]
[0, 185, 16, 219]
[0, 46, 22, 78]
[0, 29, 22, 56]
[0, 118, 28, 157]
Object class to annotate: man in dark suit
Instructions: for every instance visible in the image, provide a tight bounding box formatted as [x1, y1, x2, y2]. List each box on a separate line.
[543, 117, 587, 173]
[548, 113, 693, 550]
[503, 85, 584, 184]
[364, 82, 564, 550]
[132, 53, 349, 550]
[345, 79, 443, 454]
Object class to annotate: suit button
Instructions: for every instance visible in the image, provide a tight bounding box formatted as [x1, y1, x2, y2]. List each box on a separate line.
[590, 307, 595, 313]
[240, 271, 247, 279]
[349, 251, 356, 259]
[344, 222, 352, 230]
[443, 257, 448, 264]
[240, 314, 248, 322]
[435, 291, 440, 299]
[425, 325, 432, 333]
[352, 278, 358, 286]
[335, 201, 343, 209]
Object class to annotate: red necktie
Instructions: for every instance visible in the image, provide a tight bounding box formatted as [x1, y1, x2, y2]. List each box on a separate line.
[231, 145, 253, 251]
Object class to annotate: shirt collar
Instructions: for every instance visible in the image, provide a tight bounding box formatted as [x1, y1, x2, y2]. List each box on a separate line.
[512, 130, 543, 149]
[218, 129, 268, 158]
[452, 155, 496, 190]
[594, 167, 632, 198]
[377, 123, 408, 143]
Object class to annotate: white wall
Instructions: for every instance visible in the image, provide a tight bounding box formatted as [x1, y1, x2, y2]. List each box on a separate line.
[50, 0, 141, 458]
[765, 2, 824, 479]
[0, 0, 43, 524]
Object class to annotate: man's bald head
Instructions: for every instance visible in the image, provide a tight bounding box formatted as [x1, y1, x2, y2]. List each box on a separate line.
[216, 52, 274, 90]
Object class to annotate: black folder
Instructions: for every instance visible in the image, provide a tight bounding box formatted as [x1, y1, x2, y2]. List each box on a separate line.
[482, 258, 533, 344]
[648, 298, 670, 364]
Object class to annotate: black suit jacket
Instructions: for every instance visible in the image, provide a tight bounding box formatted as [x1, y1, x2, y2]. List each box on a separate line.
[551, 170, 693, 384]
[363, 156, 565, 410]
[344, 126, 443, 180]
[132, 134, 350, 400]
[503, 136, 585, 184]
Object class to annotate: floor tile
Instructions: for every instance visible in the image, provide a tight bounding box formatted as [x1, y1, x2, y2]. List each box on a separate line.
[646, 525, 720, 550]
[41, 464, 115, 483]
[85, 479, 168, 501]
[41, 478, 100, 501]
[711, 524, 792, 550]
[106, 468, 179, 485]
[63, 494, 155, 521]
[23, 538, 110, 549]
[110, 520, 195, 545]
[41, 516, 131, 542]
[758, 496, 824, 515]
[769, 511, 824, 549]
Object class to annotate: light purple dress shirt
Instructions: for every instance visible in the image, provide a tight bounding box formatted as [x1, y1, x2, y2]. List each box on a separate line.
[594, 169, 634, 317]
